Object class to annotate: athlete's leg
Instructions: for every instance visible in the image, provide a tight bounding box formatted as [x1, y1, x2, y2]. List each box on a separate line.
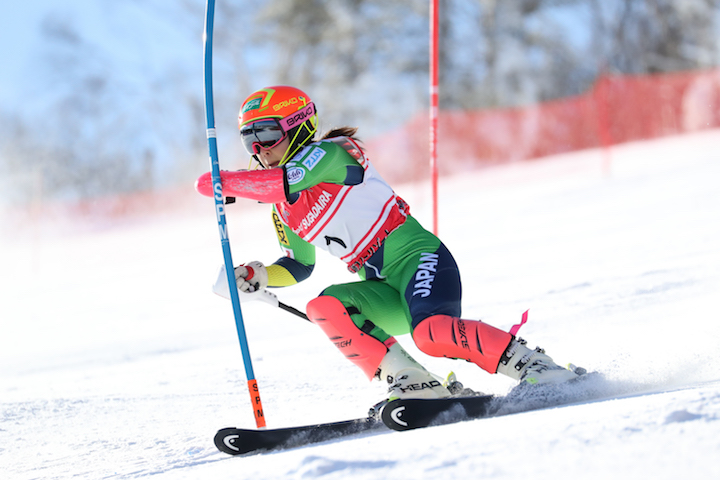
[377, 217, 579, 385]
[307, 281, 452, 398]
[391, 242, 514, 373]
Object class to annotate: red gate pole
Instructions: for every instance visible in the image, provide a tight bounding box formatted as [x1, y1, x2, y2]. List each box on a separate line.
[430, 0, 439, 235]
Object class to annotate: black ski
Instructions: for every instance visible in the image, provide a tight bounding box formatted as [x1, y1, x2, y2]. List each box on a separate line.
[214, 416, 386, 455]
[380, 372, 606, 431]
[214, 373, 607, 454]
[381, 394, 498, 431]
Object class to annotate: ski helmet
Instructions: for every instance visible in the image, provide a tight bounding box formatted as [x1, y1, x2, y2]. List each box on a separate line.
[238, 86, 318, 166]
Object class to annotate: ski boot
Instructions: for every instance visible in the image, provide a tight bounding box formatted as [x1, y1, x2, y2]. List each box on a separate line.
[368, 343, 468, 419]
[379, 343, 452, 400]
[497, 338, 583, 384]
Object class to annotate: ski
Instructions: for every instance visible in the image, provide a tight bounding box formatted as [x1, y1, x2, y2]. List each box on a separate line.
[214, 416, 386, 455]
[380, 372, 605, 431]
[214, 372, 607, 454]
[381, 394, 498, 431]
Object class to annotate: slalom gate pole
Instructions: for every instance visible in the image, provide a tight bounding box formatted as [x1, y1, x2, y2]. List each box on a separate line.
[203, 0, 266, 428]
[429, 0, 439, 236]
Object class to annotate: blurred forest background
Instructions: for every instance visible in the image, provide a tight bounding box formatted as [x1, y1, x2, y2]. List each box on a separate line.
[1, 0, 719, 206]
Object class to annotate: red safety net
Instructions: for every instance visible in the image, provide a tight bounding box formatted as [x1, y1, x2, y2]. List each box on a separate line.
[366, 68, 720, 183]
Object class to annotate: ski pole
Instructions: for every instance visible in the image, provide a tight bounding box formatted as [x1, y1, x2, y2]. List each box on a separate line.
[278, 301, 309, 321]
[203, 0, 266, 428]
[238, 288, 309, 321]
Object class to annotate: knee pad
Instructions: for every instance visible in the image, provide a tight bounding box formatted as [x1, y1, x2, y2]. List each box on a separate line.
[306, 295, 395, 380]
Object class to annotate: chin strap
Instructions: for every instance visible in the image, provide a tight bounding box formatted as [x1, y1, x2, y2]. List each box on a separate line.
[240, 155, 264, 171]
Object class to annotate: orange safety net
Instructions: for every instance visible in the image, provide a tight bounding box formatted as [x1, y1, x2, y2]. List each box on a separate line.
[367, 68, 720, 183]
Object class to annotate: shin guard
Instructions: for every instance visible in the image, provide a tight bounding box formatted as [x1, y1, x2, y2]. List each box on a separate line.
[413, 315, 513, 374]
[306, 296, 396, 380]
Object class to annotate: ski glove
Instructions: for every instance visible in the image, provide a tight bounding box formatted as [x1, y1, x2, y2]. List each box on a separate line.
[234, 261, 268, 293]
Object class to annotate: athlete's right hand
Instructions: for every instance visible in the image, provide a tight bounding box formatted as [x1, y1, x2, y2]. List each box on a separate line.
[234, 261, 268, 293]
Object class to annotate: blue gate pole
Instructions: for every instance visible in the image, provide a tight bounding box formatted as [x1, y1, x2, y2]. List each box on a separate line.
[203, 0, 266, 428]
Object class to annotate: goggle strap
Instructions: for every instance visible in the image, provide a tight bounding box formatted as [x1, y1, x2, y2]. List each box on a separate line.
[279, 103, 316, 131]
[279, 119, 317, 165]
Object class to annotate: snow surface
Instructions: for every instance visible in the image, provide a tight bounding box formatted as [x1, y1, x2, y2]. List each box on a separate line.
[2, 131, 720, 479]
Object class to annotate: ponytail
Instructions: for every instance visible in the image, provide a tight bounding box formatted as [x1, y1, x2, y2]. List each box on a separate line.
[320, 126, 360, 142]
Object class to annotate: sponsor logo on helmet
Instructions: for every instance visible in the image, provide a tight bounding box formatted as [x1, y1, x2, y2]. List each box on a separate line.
[242, 97, 262, 113]
[286, 167, 306, 185]
[273, 96, 303, 112]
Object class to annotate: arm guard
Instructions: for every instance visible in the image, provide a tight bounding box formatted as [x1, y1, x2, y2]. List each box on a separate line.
[195, 168, 288, 203]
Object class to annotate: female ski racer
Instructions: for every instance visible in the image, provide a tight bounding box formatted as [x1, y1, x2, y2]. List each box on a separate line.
[196, 85, 582, 401]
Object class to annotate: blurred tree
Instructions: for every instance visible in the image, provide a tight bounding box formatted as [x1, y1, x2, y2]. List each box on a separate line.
[255, 0, 719, 113]
[2, 0, 719, 205]
[254, 0, 601, 116]
[254, 0, 429, 135]
[592, 0, 719, 74]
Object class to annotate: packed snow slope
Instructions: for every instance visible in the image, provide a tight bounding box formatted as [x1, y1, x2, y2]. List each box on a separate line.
[2, 130, 720, 479]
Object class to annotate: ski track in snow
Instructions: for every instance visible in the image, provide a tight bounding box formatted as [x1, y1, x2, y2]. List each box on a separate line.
[2, 131, 720, 479]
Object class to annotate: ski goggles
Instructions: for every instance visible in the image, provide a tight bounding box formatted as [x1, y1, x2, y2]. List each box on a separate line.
[240, 103, 317, 155]
[240, 119, 286, 155]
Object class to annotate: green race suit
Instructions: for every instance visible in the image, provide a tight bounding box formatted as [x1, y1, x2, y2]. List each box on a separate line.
[266, 137, 463, 342]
